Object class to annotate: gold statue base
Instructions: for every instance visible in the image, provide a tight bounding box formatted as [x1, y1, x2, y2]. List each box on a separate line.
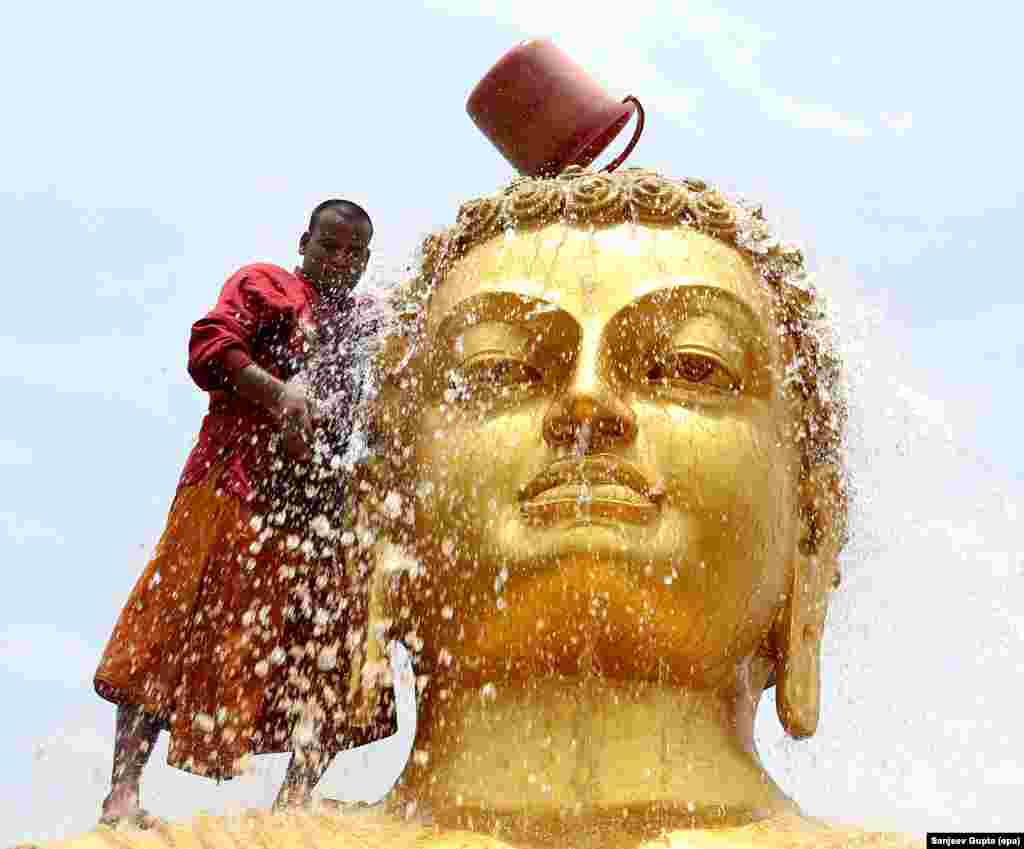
[36, 806, 922, 849]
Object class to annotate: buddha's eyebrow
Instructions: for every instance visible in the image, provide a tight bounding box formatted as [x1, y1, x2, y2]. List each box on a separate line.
[613, 283, 770, 343]
[435, 291, 574, 343]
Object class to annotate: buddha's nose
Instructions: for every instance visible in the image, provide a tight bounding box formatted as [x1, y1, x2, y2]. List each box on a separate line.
[543, 359, 636, 451]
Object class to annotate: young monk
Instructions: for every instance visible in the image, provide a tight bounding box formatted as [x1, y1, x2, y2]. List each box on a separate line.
[93, 199, 392, 827]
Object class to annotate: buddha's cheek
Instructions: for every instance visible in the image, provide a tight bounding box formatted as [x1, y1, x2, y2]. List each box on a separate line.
[414, 404, 539, 568]
[643, 405, 798, 659]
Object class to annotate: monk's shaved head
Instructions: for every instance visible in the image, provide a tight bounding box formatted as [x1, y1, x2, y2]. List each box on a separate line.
[308, 199, 373, 237]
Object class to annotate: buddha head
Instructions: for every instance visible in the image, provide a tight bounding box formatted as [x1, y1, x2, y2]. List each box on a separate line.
[356, 166, 847, 748]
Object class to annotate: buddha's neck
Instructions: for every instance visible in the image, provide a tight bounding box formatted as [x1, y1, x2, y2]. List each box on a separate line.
[391, 666, 797, 830]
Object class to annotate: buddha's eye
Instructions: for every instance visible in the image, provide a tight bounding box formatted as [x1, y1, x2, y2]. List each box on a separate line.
[645, 347, 740, 392]
[451, 354, 543, 393]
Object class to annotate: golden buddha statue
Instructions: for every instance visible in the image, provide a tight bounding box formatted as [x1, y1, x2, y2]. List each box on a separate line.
[36, 167, 921, 848]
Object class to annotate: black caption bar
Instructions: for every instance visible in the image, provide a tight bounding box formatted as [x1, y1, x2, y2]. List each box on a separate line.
[928, 836, 1024, 848]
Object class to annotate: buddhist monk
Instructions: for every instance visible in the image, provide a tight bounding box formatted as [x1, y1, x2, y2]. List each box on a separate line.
[92, 199, 395, 828]
[42, 168, 920, 847]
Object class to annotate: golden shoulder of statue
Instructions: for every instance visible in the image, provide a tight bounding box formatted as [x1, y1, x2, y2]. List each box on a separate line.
[38, 168, 923, 849]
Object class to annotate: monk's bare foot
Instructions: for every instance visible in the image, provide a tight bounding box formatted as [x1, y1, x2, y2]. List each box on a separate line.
[99, 807, 162, 829]
[315, 798, 366, 813]
[272, 789, 311, 814]
[100, 788, 162, 829]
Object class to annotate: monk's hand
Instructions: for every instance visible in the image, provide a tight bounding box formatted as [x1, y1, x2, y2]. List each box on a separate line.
[275, 383, 316, 462]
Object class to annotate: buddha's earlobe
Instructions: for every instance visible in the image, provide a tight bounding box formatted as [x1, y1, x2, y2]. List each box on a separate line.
[776, 466, 844, 738]
[776, 553, 829, 737]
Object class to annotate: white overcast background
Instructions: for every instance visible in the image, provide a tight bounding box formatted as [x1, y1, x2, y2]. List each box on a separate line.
[2, 1, 1022, 843]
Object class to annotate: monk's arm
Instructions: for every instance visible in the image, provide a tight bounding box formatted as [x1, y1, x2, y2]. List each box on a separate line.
[188, 268, 301, 394]
[230, 363, 313, 433]
[187, 270, 315, 454]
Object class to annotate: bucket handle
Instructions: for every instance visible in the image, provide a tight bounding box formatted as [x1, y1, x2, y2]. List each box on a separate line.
[601, 96, 645, 173]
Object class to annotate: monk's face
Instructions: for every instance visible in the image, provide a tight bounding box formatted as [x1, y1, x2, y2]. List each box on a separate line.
[407, 224, 801, 686]
[299, 207, 372, 290]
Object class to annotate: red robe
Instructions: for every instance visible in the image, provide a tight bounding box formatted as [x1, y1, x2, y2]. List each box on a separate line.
[180, 263, 320, 500]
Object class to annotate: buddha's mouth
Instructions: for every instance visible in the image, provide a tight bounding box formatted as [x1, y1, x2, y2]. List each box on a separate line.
[519, 455, 661, 524]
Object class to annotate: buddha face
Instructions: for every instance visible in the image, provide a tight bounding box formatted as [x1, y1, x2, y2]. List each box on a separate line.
[400, 223, 806, 688]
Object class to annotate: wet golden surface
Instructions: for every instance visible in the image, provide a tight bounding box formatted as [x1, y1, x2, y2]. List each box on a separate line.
[36, 807, 922, 849]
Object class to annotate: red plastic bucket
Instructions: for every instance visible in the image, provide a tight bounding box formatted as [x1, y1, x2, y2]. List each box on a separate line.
[467, 39, 644, 177]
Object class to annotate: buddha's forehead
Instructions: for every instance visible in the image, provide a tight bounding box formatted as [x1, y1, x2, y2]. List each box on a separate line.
[427, 223, 773, 334]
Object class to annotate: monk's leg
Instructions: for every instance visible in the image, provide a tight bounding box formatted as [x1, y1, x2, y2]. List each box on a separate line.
[273, 748, 337, 810]
[100, 704, 162, 825]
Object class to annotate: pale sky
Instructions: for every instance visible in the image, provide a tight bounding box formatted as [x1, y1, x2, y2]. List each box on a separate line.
[2, 1, 1022, 843]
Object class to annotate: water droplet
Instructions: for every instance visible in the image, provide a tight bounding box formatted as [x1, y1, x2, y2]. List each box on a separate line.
[383, 491, 403, 519]
[192, 713, 215, 734]
[317, 644, 338, 671]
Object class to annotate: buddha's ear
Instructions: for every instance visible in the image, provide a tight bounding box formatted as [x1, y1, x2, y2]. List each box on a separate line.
[775, 462, 845, 738]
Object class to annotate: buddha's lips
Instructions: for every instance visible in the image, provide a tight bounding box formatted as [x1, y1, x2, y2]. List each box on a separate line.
[518, 455, 662, 507]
